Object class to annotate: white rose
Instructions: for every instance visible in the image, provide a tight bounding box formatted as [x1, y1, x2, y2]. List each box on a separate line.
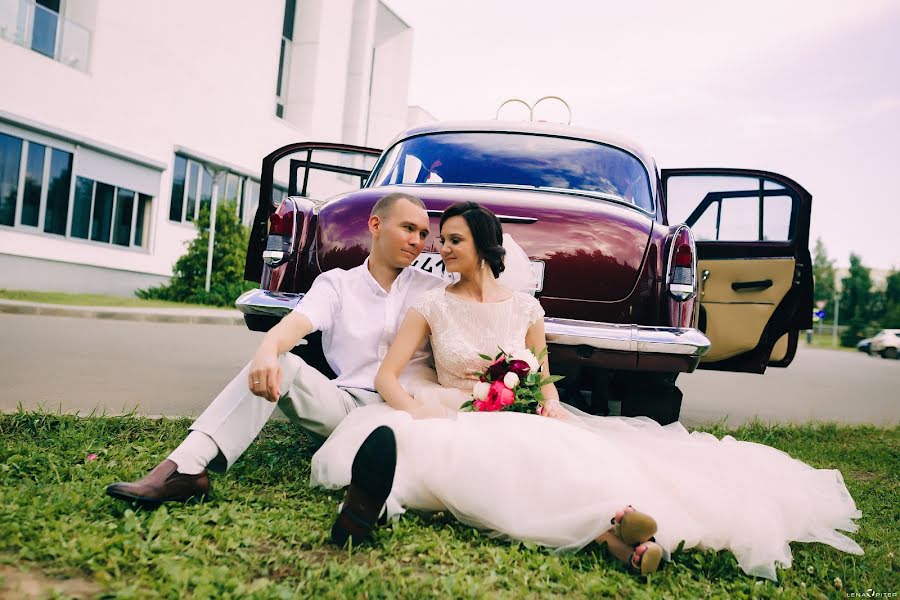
[511, 349, 540, 373]
[472, 381, 491, 401]
[503, 372, 520, 389]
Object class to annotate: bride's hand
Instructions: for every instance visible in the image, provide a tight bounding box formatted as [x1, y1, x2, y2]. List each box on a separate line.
[539, 398, 563, 419]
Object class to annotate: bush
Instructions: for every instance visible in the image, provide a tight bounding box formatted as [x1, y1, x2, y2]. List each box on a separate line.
[138, 202, 254, 306]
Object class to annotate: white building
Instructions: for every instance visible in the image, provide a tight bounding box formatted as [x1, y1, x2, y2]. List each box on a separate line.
[0, 0, 427, 295]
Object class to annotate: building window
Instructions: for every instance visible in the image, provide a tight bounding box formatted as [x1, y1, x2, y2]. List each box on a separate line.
[44, 147, 72, 235]
[275, 0, 296, 118]
[73, 176, 150, 248]
[31, 0, 61, 58]
[1, 0, 92, 71]
[0, 133, 22, 226]
[21, 141, 44, 227]
[169, 153, 261, 227]
[0, 132, 73, 235]
[0, 129, 152, 249]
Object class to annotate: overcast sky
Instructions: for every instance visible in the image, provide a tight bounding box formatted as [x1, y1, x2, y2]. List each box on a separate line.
[385, 0, 900, 270]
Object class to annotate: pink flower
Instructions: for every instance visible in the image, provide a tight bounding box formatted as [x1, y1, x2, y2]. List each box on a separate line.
[86, 453, 98, 461]
[507, 359, 531, 379]
[487, 380, 515, 408]
[473, 400, 486, 411]
[485, 357, 510, 381]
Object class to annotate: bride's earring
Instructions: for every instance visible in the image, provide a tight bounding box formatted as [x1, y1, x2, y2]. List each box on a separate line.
[479, 258, 485, 271]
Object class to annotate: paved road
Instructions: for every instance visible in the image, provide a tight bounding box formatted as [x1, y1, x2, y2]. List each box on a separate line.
[1, 313, 261, 419]
[1, 313, 897, 427]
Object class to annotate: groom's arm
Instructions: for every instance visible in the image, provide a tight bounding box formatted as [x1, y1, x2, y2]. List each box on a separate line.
[249, 274, 340, 401]
[248, 311, 314, 402]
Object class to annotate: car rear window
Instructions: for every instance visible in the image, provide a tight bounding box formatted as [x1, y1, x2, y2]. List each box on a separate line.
[370, 132, 653, 212]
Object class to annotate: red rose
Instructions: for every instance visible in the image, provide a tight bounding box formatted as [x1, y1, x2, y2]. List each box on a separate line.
[507, 359, 531, 379]
[486, 380, 514, 409]
[486, 357, 510, 381]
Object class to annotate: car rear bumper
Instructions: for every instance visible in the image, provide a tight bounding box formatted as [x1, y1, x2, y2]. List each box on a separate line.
[236, 289, 711, 373]
[544, 317, 710, 373]
[236, 289, 305, 317]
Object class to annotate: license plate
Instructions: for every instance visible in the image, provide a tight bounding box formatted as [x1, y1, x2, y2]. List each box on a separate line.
[410, 252, 545, 292]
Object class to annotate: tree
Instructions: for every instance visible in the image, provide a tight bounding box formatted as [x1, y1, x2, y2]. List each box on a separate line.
[138, 202, 254, 306]
[812, 238, 836, 317]
[839, 253, 874, 346]
[883, 269, 900, 328]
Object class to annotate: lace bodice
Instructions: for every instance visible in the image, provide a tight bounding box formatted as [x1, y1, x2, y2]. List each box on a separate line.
[412, 286, 545, 391]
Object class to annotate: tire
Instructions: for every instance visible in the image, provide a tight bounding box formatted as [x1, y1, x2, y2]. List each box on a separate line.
[882, 347, 898, 360]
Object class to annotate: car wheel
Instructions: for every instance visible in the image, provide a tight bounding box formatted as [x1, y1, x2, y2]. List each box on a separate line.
[615, 373, 683, 425]
[882, 347, 899, 360]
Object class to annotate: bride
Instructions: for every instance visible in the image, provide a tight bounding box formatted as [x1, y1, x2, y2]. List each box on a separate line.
[310, 201, 862, 579]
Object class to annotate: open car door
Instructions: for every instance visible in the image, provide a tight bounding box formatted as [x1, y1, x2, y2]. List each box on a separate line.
[661, 168, 813, 373]
[245, 142, 382, 282]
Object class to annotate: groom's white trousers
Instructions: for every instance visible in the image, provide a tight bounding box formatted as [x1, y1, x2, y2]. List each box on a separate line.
[188, 353, 382, 473]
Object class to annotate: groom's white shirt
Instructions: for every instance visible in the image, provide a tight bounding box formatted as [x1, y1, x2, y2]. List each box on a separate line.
[293, 258, 444, 391]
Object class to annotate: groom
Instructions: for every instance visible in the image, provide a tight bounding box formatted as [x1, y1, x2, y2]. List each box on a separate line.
[106, 192, 443, 506]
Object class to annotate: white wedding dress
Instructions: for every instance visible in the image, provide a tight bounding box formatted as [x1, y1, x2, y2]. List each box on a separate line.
[310, 286, 862, 580]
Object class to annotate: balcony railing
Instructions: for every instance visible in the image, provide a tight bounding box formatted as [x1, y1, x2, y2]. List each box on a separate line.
[0, 0, 91, 72]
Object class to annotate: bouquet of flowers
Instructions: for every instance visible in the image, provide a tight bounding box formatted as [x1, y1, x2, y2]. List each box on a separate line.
[460, 348, 563, 413]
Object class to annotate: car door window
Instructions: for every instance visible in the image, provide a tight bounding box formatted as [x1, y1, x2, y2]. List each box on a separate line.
[666, 175, 796, 241]
[276, 149, 379, 201]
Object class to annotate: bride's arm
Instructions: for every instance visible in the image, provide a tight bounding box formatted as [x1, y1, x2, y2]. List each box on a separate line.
[375, 309, 431, 414]
[525, 319, 564, 419]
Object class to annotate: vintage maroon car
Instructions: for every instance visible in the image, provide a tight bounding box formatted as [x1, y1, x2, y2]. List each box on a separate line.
[239, 121, 813, 424]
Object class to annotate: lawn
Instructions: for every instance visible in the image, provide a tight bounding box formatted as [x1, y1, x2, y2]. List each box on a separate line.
[0, 289, 230, 310]
[1, 413, 897, 599]
[803, 332, 859, 353]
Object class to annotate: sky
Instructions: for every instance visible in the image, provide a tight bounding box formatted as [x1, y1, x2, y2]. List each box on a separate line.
[384, 0, 900, 270]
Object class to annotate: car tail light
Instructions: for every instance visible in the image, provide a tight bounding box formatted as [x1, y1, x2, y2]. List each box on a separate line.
[263, 199, 300, 268]
[667, 225, 696, 301]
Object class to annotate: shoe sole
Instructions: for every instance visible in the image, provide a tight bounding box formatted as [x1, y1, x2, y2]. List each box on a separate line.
[331, 426, 397, 547]
[105, 486, 206, 509]
[617, 511, 658, 546]
[636, 543, 663, 575]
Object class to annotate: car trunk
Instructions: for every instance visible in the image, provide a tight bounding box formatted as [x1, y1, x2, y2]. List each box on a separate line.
[315, 185, 654, 305]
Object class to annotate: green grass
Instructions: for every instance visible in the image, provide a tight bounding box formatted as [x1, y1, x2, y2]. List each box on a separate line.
[1, 414, 897, 599]
[804, 332, 859, 353]
[0, 289, 231, 310]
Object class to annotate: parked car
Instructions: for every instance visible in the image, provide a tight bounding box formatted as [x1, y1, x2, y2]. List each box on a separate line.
[857, 337, 873, 354]
[239, 121, 814, 424]
[869, 329, 900, 359]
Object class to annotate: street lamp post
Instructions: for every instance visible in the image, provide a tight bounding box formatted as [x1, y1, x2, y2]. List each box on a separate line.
[203, 167, 226, 293]
[832, 292, 842, 348]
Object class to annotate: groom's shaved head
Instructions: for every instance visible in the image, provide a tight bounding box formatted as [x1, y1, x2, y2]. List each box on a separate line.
[371, 193, 426, 220]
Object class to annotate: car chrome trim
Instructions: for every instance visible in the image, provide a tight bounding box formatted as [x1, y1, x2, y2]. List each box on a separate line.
[544, 318, 710, 357]
[665, 224, 698, 301]
[235, 289, 709, 359]
[237, 289, 711, 360]
[236, 289, 305, 317]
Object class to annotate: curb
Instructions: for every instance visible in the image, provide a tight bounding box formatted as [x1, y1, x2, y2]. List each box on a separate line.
[0, 300, 245, 326]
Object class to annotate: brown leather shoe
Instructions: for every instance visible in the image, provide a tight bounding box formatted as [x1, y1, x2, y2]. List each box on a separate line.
[106, 459, 209, 507]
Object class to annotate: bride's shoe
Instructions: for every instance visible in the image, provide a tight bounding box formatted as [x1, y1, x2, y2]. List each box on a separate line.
[628, 541, 663, 576]
[610, 505, 657, 546]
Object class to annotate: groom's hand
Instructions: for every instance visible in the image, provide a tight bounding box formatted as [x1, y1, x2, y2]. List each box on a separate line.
[249, 350, 281, 402]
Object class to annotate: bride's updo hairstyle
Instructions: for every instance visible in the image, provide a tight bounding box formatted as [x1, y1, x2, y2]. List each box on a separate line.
[439, 201, 506, 278]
